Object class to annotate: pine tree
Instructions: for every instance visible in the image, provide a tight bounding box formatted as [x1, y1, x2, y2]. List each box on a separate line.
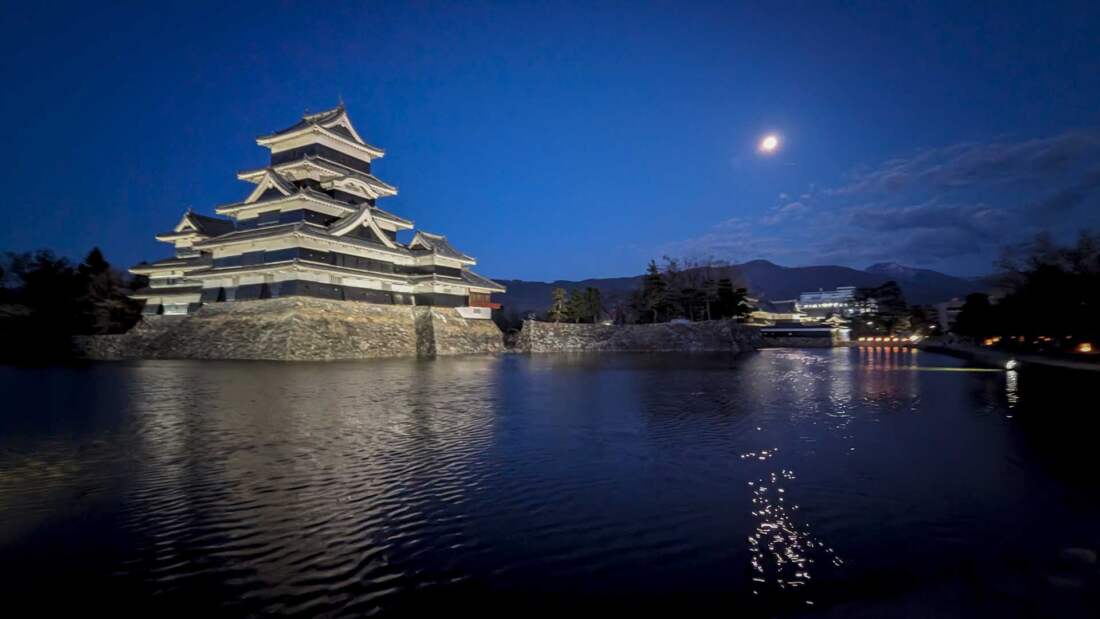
[547, 287, 569, 322]
[567, 288, 586, 323]
[952, 293, 995, 338]
[639, 260, 667, 323]
[716, 278, 735, 318]
[858, 280, 908, 334]
[18, 250, 79, 323]
[715, 278, 753, 319]
[702, 278, 719, 321]
[661, 257, 686, 319]
[730, 287, 754, 319]
[584, 287, 603, 323]
[76, 248, 142, 334]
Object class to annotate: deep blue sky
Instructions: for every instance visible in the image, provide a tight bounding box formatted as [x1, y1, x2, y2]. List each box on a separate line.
[2, 1, 1098, 279]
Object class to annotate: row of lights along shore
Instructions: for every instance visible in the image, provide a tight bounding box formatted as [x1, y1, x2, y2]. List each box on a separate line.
[982, 335, 1094, 354]
[856, 336, 920, 346]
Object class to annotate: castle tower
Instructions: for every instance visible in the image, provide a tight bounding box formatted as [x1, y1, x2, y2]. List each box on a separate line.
[131, 105, 504, 317]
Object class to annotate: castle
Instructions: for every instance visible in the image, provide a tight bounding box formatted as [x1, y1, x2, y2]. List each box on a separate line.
[130, 105, 503, 320]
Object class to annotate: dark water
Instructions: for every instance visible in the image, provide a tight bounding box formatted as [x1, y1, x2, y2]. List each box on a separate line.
[1, 349, 1098, 616]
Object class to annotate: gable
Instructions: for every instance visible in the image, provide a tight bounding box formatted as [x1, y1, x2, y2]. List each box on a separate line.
[244, 170, 296, 204]
[173, 214, 198, 234]
[321, 111, 367, 145]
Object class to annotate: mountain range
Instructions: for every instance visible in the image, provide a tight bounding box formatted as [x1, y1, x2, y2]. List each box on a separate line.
[493, 260, 985, 316]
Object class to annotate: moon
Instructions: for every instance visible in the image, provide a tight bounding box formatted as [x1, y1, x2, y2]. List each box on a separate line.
[759, 134, 780, 154]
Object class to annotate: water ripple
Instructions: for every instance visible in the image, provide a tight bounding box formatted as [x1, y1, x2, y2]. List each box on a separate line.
[1, 351, 1096, 616]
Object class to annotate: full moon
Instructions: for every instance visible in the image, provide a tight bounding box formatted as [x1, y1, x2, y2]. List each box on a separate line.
[759, 134, 780, 154]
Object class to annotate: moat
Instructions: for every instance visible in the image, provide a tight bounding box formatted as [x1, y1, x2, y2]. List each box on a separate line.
[1, 349, 1098, 616]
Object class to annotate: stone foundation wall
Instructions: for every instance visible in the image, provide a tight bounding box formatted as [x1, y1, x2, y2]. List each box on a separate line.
[73, 316, 187, 360]
[516, 320, 762, 354]
[426, 307, 506, 355]
[75, 298, 504, 361]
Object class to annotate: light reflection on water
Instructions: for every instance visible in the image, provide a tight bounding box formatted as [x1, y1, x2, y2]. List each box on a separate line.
[1006, 369, 1020, 411]
[748, 466, 843, 602]
[1, 350, 1098, 615]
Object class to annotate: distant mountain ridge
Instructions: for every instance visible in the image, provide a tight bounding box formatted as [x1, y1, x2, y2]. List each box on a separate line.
[494, 260, 983, 315]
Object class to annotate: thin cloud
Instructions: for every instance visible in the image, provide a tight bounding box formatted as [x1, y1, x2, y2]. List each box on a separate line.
[671, 129, 1100, 273]
[845, 200, 1005, 238]
[831, 130, 1100, 196]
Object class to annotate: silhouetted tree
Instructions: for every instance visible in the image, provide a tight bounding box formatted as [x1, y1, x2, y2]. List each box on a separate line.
[567, 288, 586, 323]
[75, 248, 142, 335]
[1, 250, 78, 359]
[627, 257, 754, 323]
[981, 230, 1100, 348]
[907, 305, 937, 336]
[701, 278, 719, 320]
[547, 287, 569, 322]
[0, 247, 144, 360]
[636, 260, 669, 323]
[584, 287, 603, 323]
[855, 280, 909, 335]
[715, 279, 753, 319]
[952, 293, 997, 339]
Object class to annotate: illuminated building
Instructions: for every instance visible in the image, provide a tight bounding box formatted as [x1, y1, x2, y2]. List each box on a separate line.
[796, 286, 878, 318]
[130, 105, 504, 317]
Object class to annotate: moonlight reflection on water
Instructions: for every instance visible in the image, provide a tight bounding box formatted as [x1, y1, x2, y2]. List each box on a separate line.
[1, 349, 1098, 616]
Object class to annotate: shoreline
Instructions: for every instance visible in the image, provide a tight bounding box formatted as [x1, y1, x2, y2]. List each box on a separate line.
[918, 342, 1100, 373]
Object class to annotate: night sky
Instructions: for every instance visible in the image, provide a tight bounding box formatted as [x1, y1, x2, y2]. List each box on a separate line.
[2, 1, 1098, 280]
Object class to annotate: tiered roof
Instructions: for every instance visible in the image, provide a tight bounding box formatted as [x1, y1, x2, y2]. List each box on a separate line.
[238, 157, 397, 196]
[216, 184, 359, 215]
[134, 105, 505, 294]
[192, 221, 410, 256]
[186, 212, 236, 236]
[266, 106, 348, 136]
[130, 254, 212, 275]
[461, 270, 504, 289]
[256, 104, 385, 159]
[410, 232, 475, 263]
[155, 210, 235, 241]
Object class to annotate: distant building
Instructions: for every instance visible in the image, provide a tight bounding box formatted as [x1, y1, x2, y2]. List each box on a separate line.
[796, 286, 877, 319]
[130, 105, 504, 318]
[748, 298, 805, 325]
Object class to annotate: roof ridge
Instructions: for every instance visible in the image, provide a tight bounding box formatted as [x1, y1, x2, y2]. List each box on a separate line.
[184, 210, 235, 236]
[327, 203, 369, 231]
[189, 211, 229, 222]
[369, 204, 412, 225]
[302, 103, 344, 121]
[258, 110, 384, 157]
[411, 231, 474, 262]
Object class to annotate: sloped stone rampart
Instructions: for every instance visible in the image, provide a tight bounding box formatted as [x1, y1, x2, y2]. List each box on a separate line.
[515, 320, 762, 353]
[75, 298, 504, 361]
